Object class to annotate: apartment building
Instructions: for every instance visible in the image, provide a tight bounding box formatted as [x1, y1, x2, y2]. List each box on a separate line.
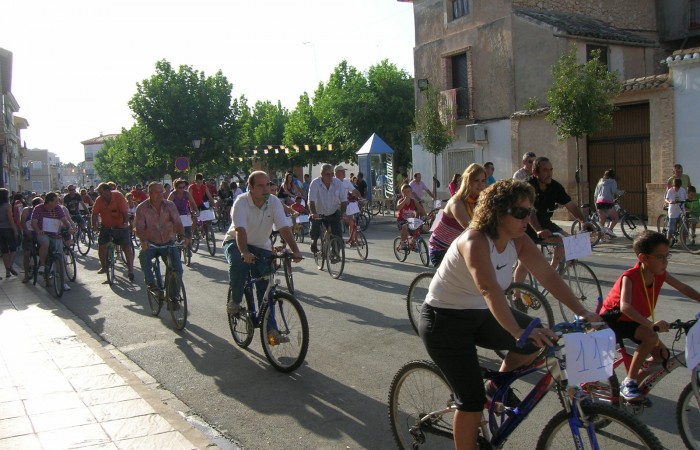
[402, 0, 700, 218]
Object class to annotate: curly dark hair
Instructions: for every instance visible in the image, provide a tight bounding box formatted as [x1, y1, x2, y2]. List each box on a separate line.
[633, 230, 669, 256]
[469, 179, 535, 239]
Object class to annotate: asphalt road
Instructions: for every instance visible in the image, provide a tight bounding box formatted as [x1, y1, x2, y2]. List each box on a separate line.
[51, 217, 699, 449]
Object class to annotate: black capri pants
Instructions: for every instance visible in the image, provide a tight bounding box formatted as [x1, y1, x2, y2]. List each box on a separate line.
[419, 303, 540, 412]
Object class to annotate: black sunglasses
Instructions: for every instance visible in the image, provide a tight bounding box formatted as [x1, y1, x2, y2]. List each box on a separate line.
[507, 206, 533, 219]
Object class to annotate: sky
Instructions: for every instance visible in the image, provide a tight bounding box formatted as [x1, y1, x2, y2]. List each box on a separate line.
[1, 0, 415, 165]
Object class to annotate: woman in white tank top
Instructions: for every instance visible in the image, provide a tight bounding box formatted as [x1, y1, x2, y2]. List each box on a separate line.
[419, 179, 600, 449]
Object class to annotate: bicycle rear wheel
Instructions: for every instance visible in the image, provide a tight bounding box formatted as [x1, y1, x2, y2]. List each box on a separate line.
[64, 247, 77, 282]
[167, 273, 187, 330]
[357, 213, 369, 231]
[393, 237, 409, 262]
[260, 292, 309, 373]
[676, 378, 700, 450]
[206, 224, 216, 256]
[620, 214, 647, 241]
[679, 221, 700, 254]
[76, 229, 91, 256]
[536, 402, 662, 450]
[147, 285, 163, 316]
[571, 219, 602, 247]
[354, 231, 368, 260]
[227, 288, 255, 348]
[418, 239, 430, 267]
[559, 261, 602, 323]
[325, 236, 345, 279]
[388, 360, 454, 450]
[407, 272, 434, 335]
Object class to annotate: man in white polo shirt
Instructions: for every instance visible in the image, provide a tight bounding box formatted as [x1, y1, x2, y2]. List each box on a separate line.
[223, 171, 302, 315]
[308, 163, 347, 254]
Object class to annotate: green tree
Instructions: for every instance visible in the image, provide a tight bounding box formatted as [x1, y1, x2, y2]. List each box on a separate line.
[94, 126, 166, 184]
[251, 100, 289, 171]
[545, 47, 621, 201]
[128, 59, 234, 173]
[283, 92, 321, 169]
[414, 84, 455, 194]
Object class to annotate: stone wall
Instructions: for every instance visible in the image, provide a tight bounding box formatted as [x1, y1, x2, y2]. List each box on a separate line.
[513, 0, 657, 31]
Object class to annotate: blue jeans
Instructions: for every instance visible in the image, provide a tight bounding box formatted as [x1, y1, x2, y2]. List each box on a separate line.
[139, 244, 183, 287]
[224, 240, 271, 308]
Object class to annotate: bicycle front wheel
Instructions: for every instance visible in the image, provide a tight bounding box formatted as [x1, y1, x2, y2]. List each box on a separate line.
[621, 214, 647, 241]
[283, 257, 294, 294]
[536, 402, 662, 450]
[181, 244, 191, 267]
[325, 236, 345, 279]
[52, 257, 65, 298]
[167, 273, 187, 330]
[679, 221, 700, 255]
[76, 229, 91, 256]
[260, 292, 309, 373]
[354, 230, 368, 260]
[206, 224, 216, 256]
[676, 379, 700, 450]
[64, 247, 77, 282]
[106, 252, 114, 285]
[191, 228, 200, 253]
[388, 360, 454, 450]
[559, 261, 602, 323]
[505, 282, 554, 329]
[418, 239, 430, 267]
[393, 237, 409, 262]
[357, 213, 369, 231]
[407, 272, 434, 335]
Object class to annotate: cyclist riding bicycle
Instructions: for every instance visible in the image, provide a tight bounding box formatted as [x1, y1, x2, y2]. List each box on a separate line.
[223, 171, 302, 319]
[92, 182, 135, 281]
[29, 192, 73, 278]
[334, 165, 363, 229]
[168, 178, 198, 249]
[308, 164, 348, 255]
[63, 184, 89, 232]
[189, 173, 217, 212]
[135, 182, 185, 296]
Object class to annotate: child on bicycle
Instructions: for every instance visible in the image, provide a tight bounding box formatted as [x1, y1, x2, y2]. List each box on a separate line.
[599, 230, 700, 401]
[396, 184, 426, 248]
[665, 178, 687, 242]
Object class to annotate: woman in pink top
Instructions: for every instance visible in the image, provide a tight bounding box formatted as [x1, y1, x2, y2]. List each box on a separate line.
[448, 173, 461, 197]
[429, 164, 487, 267]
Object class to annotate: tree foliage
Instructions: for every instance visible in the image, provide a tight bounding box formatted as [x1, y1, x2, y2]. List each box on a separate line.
[128, 59, 234, 171]
[94, 126, 166, 184]
[414, 84, 454, 156]
[545, 48, 622, 140]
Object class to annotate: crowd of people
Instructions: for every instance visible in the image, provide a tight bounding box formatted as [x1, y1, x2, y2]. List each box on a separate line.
[2, 159, 698, 450]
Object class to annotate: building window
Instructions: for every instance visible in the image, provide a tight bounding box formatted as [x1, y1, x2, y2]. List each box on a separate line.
[451, 0, 469, 20]
[450, 53, 469, 119]
[586, 45, 609, 70]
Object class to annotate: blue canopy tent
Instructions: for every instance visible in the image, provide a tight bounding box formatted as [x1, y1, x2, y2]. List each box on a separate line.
[356, 133, 394, 201]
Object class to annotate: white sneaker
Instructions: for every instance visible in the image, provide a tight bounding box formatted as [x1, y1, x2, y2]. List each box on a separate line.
[63, 283, 71, 291]
[604, 227, 617, 238]
[38, 266, 45, 275]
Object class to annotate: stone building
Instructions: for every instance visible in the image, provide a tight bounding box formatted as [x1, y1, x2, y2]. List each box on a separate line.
[401, 0, 700, 219]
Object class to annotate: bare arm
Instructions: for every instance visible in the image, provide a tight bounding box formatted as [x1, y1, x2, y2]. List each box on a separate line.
[447, 199, 472, 228]
[278, 227, 303, 261]
[665, 273, 700, 302]
[235, 227, 255, 264]
[619, 276, 656, 330]
[564, 200, 588, 223]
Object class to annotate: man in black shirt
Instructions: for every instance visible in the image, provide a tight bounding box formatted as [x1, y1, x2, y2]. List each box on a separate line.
[63, 184, 89, 231]
[356, 172, 368, 199]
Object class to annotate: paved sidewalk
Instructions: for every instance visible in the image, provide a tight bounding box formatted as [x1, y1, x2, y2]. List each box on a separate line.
[0, 276, 220, 450]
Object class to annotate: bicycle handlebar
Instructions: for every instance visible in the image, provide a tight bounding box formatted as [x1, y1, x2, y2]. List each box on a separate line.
[516, 318, 542, 348]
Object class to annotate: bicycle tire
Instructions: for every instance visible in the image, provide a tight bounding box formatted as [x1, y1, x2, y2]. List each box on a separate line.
[571, 219, 602, 247]
[418, 239, 430, 267]
[31, 249, 38, 286]
[657, 214, 668, 234]
[679, 221, 700, 255]
[191, 228, 200, 253]
[505, 282, 555, 329]
[314, 245, 325, 270]
[167, 273, 187, 330]
[64, 247, 77, 282]
[325, 236, 345, 279]
[181, 244, 192, 267]
[76, 229, 91, 256]
[259, 292, 309, 373]
[559, 260, 602, 323]
[227, 287, 255, 348]
[388, 360, 454, 450]
[407, 272, 434, 335]
[52, 257, 65, 298]
[357, 213, 369, 231]
[354, 231, 368, 260]
[147, 285, 163, 316]
[206, 224, 216, 256]
[393, 237, 409, 262]
[369, 200, 381, 216]
[535, 402, 662, 450]
[620, 214, 647, 241]
[283, 257, 294, 294]
[676, 380, 700, 450]
[106, 247, 115, 285]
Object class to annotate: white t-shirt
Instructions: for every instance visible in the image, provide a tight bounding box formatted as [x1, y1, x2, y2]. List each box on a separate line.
[308, 177, 345, 215]
[426, 234, 517, 310]
[410, 180, 430, 199]
[667, 187, 688, 219]
[224, 193, 291, 250]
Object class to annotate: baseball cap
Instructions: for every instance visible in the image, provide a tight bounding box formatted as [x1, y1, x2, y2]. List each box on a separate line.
[334, 165, 346, 172]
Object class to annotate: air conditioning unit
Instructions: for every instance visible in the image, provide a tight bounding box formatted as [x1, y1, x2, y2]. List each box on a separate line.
[465, 124, 487, 143]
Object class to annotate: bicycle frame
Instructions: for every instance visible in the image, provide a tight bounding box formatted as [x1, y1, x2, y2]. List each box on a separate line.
[242, 261, 279, 328]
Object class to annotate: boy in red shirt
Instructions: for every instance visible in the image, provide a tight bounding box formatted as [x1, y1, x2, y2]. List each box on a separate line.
[600, 230, 700, 400]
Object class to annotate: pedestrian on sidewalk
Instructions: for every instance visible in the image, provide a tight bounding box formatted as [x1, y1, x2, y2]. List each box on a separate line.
[0, 188, 20, 279]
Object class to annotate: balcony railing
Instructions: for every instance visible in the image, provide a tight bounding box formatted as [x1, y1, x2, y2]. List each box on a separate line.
[440, 87, 470, 122]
